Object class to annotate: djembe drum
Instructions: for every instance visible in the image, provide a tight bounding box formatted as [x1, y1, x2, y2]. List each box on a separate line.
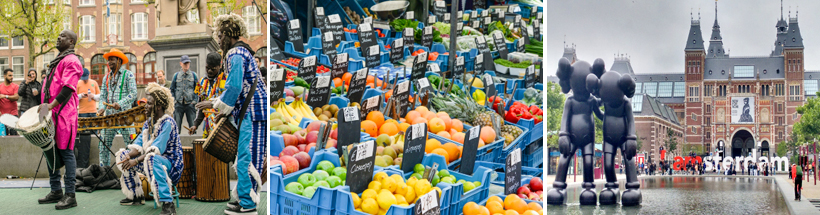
[193, 139, 230, 202]
[139, 173, 153, 200]
[203, 117, 238, 163]
[179, 146, 196, 198]
[12, 107, 61, 172]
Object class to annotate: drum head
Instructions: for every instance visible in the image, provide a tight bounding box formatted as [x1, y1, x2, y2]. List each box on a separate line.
[18, 106, 43, 129]
[0, 114, 18, 130]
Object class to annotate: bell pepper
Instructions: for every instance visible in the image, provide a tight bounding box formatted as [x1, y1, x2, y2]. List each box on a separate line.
[428, 52, 439, 61]
[506, 109, 521, 123]
[518, 110, 533, 120]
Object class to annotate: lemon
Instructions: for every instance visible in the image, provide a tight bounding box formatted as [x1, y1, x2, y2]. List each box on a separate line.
[376, 189, 397, 210]
[404, 187, 416, 203]
[368, 180, 382, 190]
[390, 174, 405, 183]
[398, 203, 409, 207]
[373, 172, 389, 182]
[361, 198, 379, 215]
[362, 189, 378, 200]
[378, 209, 387, 215]
[414, 179, 431, 196]
[394, 182, 410, 196]
[395, 194, 407, 205]
[382, 177, 397, 193]
[351, 192, 362, 208]
[406, 177, 418, 187]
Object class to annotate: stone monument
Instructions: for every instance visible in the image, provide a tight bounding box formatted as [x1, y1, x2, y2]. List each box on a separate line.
[148, 0, 216, 83]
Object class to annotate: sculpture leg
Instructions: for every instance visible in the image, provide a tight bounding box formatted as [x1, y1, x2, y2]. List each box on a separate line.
[546, 144, 577, 205]
[621, 145, 642, 206]
[599, 141, 619, 205]
[579, 143, 597, 206]
[198, 0, 208, 24]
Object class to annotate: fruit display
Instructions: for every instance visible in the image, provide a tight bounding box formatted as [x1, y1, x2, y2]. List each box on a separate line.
[516, 177, 543, 201]
[351, 171, 441, 215]
[312, 104, 340, 122]
[463, 194, 542, 215]
[272, 98, 319, 123]
[284, 160, 347, 198]
[506, 101, 542, 124]
[410, 164, 481, 194]
[270, 111, 300, 132]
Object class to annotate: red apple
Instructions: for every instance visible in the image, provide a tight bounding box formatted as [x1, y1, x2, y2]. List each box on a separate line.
[325, 139, 337, 149]
[517, 186, 531, 196]
[297, 144, 307, 152]
[280, 146, 300, 157]
[330, 129, 338, 140]
[529, 177, 543, 191]
[270, 156, 279, 160]
[294, 130, 308, 144]
[306, 142, 317, 152]
[518, 194, 527, 199]
[293, 152, 312, 169]
[307, 121, 325, 133]
[528, 193, 540, 201]
[279, 156, 299, 174]
[306, 131, 319, 144]
[282, 134, 299, 147]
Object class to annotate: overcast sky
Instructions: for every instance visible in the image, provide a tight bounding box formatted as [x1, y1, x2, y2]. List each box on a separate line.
[546, 0, 820, 75]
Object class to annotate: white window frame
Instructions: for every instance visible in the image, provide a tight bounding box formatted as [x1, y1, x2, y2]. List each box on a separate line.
[42, 52, 55, 68]
[81, 15, 95, 42]
[11, 36, 23, 49]
[64, 0, 70, 4]
[108, 13, 121, 41]
[11, 56, 23, 80]
[131, 0, 145, 3]
[0, 57, 8, 72]
[243, 6, 260, 34]
[131, 13, 147, 40]
[80, 0, 94, 6]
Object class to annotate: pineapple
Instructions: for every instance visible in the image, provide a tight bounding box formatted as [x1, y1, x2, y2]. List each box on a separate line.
[473, 111, 494, 128]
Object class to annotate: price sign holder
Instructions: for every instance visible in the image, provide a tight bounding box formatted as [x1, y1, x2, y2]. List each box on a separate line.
[331, 53, 349, 80]
[328, 14, 345, 45]
[392, 81, 411, 118]
[524, 65, 535, 88]
[270, 41, 285, 61]
[493, 32, 508, 59]
[413, 189, 440, 215]
[365, 45, 380, 68]
[347, 68, 368, 104]
[270, 68, 286, 101]
[358, 23, 378, 51]
[297, 56, 318, 87]
[306, 76, 332, 107]
[346, 140, 377, 193]
[401, 123, 428, 173]
[459, 126, 481, 175]
[404, 28, 415, 53]
[360, 95, 382, 118]
[390, 39, 404, 64]
[336, 107, 362, 157]
[504, 148, 522, 195]
[287, 20, 305, 52]
[322, 31, 337, 61]
[411, 52, 428, 81]
[422, 26, 434, 49]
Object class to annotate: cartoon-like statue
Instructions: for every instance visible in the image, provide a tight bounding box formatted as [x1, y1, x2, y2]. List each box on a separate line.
[586, 69, 642, 206]
[546, 58, 605, 205]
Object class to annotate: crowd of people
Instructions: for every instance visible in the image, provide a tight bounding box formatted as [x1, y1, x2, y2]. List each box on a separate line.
[630, 158, 789, 177]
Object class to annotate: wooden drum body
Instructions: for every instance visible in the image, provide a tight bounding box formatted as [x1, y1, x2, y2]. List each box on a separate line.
[203, 117, 238, 163]
[139, 173, 153, 200]
[179, 146, 196, 199]
[193, 139, 230, 202]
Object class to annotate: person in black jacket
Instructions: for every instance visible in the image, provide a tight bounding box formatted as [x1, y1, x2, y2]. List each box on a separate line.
[18, 68, 41, 112]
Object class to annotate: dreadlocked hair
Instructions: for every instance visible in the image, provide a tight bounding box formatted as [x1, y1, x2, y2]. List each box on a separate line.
[145, 82, 174, 115]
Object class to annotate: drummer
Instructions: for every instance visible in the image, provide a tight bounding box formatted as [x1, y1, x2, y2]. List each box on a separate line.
[98, 48, 138, 166]
[188, 52, 225, 137]
[37, 29, 82, 210]
[115, 82, 182, 215]
[198, 14, 267, 215]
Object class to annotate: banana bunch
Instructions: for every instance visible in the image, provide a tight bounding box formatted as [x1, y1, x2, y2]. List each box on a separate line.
[288, 98, 320, 121]
[272, 101, 300, 125]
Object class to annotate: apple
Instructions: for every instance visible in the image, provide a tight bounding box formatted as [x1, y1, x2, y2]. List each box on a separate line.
[517, 186, 531, 196]
[313, 170, 330, 181]
[306, 142, 317, 152]
[297, 144, 307, 152]
[325, 139, 337, 149]
[284, 88, 294, 97]
[280, 156, 300, 174]
[285, 182, 304, 195]
[306, 131, 319, 144]
[528, 193, 540, 201]
[332, 167, 347, 180]
[518, 194, 527, 199]
[317, 161, 336, 173]
[326, 176, 342, 188]
[293, 152, 312, 169]
[330, 129, 338, 140]
[529, 177, 543, 191]
[313, 181, 330, 188]
[298, 173, 317, 187]
[270, 160, 287, 174]
[270, 156, 279, 160]
[307, 121, 325, 133]
[294, 130, 308, 144]
[282, 134, 299, 147]
[280, 146, 300, 157]
[302, 186, 317, 198]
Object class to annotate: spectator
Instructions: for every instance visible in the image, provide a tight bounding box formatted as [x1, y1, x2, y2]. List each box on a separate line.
[794, 164, 803, 201]
[18, 68, 42, 112]
[156, 70, 167, 88]
[169, 55, 199, 133]
[76, 68, 100, 168]
[0, 69, 19, 135]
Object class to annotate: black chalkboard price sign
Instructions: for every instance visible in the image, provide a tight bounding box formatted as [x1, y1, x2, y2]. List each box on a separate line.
[315, 7, 327, 33]
[453, 56, 465, 78]
[328, 14, 344, 46]
[411, 52, 428, 81]
[358, 23, 377, 51]
[390, 39, 404, 64]
[322, 31, 338, 61]
[347, 68, 368, 104]
[270, 41, 285, 61]
[443, 13, 450, 23]
[472, 20, 480, 29]
[392, 81, 411, 118]
[493, 11, 503, 23]
[525, 65, 536, 88]
[360, 95, 381, 118]
[270, 67, 286, 101]
[505, 148, 522, 195]
[520, 21, 529, 46]
[404, 28, 415, 53]
[483, 73, 497, 99]
[433, 0, 446, 22]
[474, 53, 485, 73]
[416, 78, 434, 96]
[456, 22, 463, 37]
[459, 126, 481, 175]
[414, 191, 440, 215]
[287, 20, 304, 53]
[336, 107, 362, 157]
[493, 32, 508, 59]
[514, 15, 522, 29]
[427, 15, 436, 27]
[365, 45, 381, 68]
[401, 123, 427, 173]
[517, 39, 525, 53]
[297, 55, 318, 87]
[331, 53, 348, 80]
[483, 17, 492, 30]
[422, 26, 434, 50]
[346, 140, 377, 193]
[307, 76, 332, 107]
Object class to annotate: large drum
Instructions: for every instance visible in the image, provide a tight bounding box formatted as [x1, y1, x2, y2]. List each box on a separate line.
[139, 173, 153, 201]
[193, 139, 230, 202]
[179, 146, 196, 199]
[13, 107, 61, 172]
[203, 117, 238, 163]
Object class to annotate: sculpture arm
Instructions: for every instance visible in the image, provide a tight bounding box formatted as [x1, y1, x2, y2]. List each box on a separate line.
[591, 96, 604, 120]
[625, 98, 636, 140]
[559, 97, 572, 137]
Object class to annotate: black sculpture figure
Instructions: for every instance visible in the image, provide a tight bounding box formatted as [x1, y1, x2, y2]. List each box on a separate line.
[586, 69, 642, 206]
[546, 58, 605, 206]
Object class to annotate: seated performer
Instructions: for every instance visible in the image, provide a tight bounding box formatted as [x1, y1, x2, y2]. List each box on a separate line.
[115, 83, 182, 215]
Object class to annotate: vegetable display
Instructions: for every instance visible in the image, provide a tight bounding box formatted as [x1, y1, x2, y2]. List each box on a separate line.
[494, 59, 533, 69]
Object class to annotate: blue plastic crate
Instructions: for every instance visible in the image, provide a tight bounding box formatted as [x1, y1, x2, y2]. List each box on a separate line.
[428, 125, 501, 165]
[424, 132, 464, 171]
[269, 151, 345, 215]
[474, 161, 542, 187]
[523, 140, 543, 168]
[485, 122, 529, 164]
[335, 167, 454, 215]
[474, 193, 542, 215]
[510, 1, 543, 19]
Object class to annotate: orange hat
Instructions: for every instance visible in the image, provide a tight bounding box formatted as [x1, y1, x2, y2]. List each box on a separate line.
[103, 48, 128, 65]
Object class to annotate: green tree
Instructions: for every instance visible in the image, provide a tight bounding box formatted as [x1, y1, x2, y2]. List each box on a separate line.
[665, 128, 678, 155]
[206, 0, 247, 23]
[546, 81, 564, 149]
[0, 0, 72, 68]
[794, 91, 820, 145]
[777, 141, 789, 157]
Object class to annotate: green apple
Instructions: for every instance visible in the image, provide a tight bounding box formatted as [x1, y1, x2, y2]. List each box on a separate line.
[473, 181, 481, 187]
[437, 170, 450, 178]
[332, 167, 347, 180]
[414, 164, 425, 173]
[297, 174, 317, 187]
[411, 173, 423, 179]
[313, 170, 330, 181]
[326, 176, 342, 188]
[302, 186, 317, 198]
[463, 181, 476, 192]
[440, 177, 456, 184]
[285, 182, 304, 195]
[314, 181, 330, 188]
[317, 161, 335, 173]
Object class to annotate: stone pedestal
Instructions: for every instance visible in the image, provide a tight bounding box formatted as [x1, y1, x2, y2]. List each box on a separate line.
[147, 24, 218, 83]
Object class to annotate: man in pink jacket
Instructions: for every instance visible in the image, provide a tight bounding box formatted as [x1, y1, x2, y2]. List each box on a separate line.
[36, 30, 82, 210]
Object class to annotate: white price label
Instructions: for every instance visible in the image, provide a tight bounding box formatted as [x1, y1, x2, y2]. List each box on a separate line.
[471, 11, 477, 18]
[458, 11, 463, 18]
[323, 31, 334, 42]
[473, 21, 479, 27]
[272, 69, 284, 81]
[337, 53, 348, 64]
[406, 11, 414, 20]
[404, 28, 414, 37]
[418, 52, 428, 63]
[469, 126, 479, 140]
[534, 21, 540, 28]
[363, 16, 373, 25]
[477, 36, 485, 44]
[428, 16, 436, 24]
[428, 64, 440, 73]
[361, 23, 372, 32]
[412, 123, 425, 139]
[419, 191, 438, 212]
[356, 68, 368, 79]
[484, 74, 493, 85]
[393, 39, 403, 47]
[355, 140, 375, 161]
[484, 17, 491, 24]
[456, 56, 464, 66]
[435, 0, 444, 7]
[476, 54, 484, 64]
[303, 56, 316, 67]
[528, 65, 535, 74]
[317, 76, 331, 88]
[495, 31, 504, 39]
[366, 96, 380, 109]
[289, 20, 300, 28]
[343, 107, 359, 121]
[511, 148, 521, 164]
[482, 10, 488, 17]
[507, 5, 515, 13]
[398, 81, 409, 93]
[369, 45, 380, 56]
[457, 22, 463, 31]
[425, 26, 432, 35]
[516, 15, 521, 23]
[498, 11, 504, 18]
[316, 7, 325, 16]
[444, 14, 450, 21]
[329, 14, 341, 23]
[537, 12, 543, 19]
[418, 78, 430, 89]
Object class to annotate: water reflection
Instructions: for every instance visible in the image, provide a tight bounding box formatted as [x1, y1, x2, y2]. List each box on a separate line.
[546, 177, 789, 215]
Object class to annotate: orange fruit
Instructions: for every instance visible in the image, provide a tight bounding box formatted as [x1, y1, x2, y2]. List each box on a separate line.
[506, 198, 529, 214]
[478, 139, 485, 148]
[411, 117, 428, 125]
[451, 132, 465, 144]
[428, 118, 446, 133]
[504, 194, 520, 208]
[379, 123, 398, 136]
[436, 131, 451, 140]
[431, 148, 450, 164]
[424, 112, 437, 121]
[435, 112, 450, 119]
[449, 129, 458, 137]
[527, 202, 542, 211]
[415, 106, 429, 114]
[405, 111, 421, 122]
[342, 73, 353, 85]
[361, 120, 378, 137]
[442, 143, 461, 162]
[463, 202, 490, 215]
[487, 196, 503, 205]
[425, 139, 442, 153]
[398, 123, 411, 133]
[451, 119, 464, 132]
[436, 113, 452, 130]
[384, 119, 399, 127]
[486, 201, 505, 215]
[367, 111, 385, 128]
[504, 210, 520, 215]
[480, 126, 497, 144]
[367, 75, 375, 85]
[333, 78, 343, 87]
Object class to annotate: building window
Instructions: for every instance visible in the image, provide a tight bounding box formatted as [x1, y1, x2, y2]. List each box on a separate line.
[761, 84, 770, 96]
[80, 0, 93, 6]
[243, 6, 260, 34]
[632, 94, 643, 112]
[734, 66, 754, 78]
[90, 54, 106, 81]
[674, 82, 685, 97]
[125, 53, 137, 75]
[0, 36, 7, 49]
[805, 80, 818, 96]
[691, 113, 696, 120]
[790, 85, 802, 101]
[80, 16, 95, 42]
[644, 82, 657, 97]
[12, 56, 23, 80]
[658, 82, 673, 97]
[11, 36, 23, 49]
[0, 57, 7, 72]
[635, 82, 642, 94]
[704, 85, 713, 97]
[692, 126, 696, 133]
[42, 52, 55, 68]
[63, 15, 71, 31]
[775, 84, 784, 96]
[706, 105, 711, 113]
[141, 52, 157, 85]
[108, 13, 121, 40]
[131, 13, 147, 40]
[688, 86, 699, 102]
[132, 0, 145, 3]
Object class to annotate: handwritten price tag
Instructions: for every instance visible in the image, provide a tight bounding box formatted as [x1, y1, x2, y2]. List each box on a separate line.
[343, 107, 359, 121]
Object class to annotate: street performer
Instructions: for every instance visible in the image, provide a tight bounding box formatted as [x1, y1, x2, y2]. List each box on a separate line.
[115, 82, 182, 215]
[197, 14, 267, 215]
[98, 48, 138, 166]
[188, 52, 225, 137]
[36, 29, 82, 210]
